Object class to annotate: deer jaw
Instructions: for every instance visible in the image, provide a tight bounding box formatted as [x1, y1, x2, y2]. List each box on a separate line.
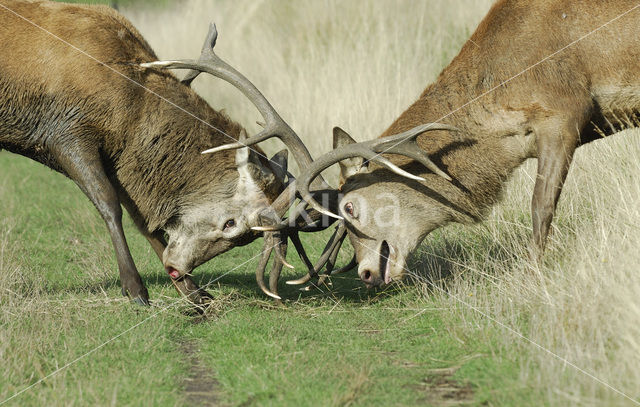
[340, 174, 452, 286]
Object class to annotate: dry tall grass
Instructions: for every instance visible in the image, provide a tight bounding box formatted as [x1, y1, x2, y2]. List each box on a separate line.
[126, 0, 487, 172]
[123, 1, 640, 405]
[418, 135, 640, 405]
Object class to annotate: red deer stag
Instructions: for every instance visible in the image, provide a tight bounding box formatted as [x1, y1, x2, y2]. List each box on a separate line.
[0, 0, 327, 304]
[220, 0, 640, 287]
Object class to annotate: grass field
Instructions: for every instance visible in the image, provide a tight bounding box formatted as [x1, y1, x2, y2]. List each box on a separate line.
[2, 0, 640, 405]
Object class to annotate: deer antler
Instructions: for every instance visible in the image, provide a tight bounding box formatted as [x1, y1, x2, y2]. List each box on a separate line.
[141, 23, 327, 191]
[142, 24, 340, 298]
[296, 123, 459, 219]
[247, 181, 340, 297]
[254, 227, 291, 300]
[286, 220, 349, 286]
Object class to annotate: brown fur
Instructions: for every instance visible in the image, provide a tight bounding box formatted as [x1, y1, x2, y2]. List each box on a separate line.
[0, 0, 279, 303]
[338, 0, 640, 285]
[0, 0, 249, 230]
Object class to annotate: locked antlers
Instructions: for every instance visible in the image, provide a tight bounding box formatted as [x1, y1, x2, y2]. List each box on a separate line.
[143, 24, 458, 297]
[142, 24, 333, 299]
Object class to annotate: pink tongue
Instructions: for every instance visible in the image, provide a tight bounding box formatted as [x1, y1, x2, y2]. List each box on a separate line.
[167, 268, 180, 279]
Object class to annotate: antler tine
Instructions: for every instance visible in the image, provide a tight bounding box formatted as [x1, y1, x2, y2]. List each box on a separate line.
[273, 236, 295, 270]
[306, 255, 356, 289]
[256, 239, 281, 300]
[315, 221, 349, 287]
[369, 155, 427, 182]
[371, 123, 458, 181]
[310, 255, 357, 288]
[269, 234, 293, 302]
[269, 249, 284, 302]
[314, 229, 345, 287]
[330, 255, 357, 275]
[142, 23, 327, 191]
[295, 123, 459, 218]
[286, 221, 348, 285]
[289, 231, 315, 271]
[179, 23, 219, 86]
[375, 123, 459, 146]
[286, 226, 337, 285]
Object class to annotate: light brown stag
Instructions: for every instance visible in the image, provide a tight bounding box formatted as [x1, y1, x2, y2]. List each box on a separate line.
[0, 0, 328, 304]
[222, 0, 640, 287]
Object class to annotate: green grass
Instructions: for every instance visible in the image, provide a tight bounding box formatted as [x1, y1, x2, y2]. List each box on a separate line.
[1, 153, 527, 406]
[4, 0, 640, 405]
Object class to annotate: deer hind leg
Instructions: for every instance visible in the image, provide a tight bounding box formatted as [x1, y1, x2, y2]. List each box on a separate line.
[531, 117, 582, 260]
[56, 146, 149, 305]
[144, 231, 214, 308]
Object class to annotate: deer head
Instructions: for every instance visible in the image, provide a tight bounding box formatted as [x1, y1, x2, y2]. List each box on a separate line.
[289, 124, 459, 287]
[161, 135, 289, 281]
[330, 128, 457, 286]
[143, 24, 331, 299]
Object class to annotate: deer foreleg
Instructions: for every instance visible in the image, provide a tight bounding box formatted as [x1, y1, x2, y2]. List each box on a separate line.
[59, 148, 149, 305]
[531, 119, 580, 260]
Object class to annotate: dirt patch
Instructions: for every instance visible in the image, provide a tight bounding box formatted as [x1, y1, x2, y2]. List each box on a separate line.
[180, 340, 220, 406]
[413, 366, 474, 406]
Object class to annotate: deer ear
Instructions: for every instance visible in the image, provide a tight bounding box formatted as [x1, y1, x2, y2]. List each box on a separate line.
[333, 127, 369, 185]
[268, 149, 288, 184]
[236, 130, 286, 196]
[333, 126, 358, 149]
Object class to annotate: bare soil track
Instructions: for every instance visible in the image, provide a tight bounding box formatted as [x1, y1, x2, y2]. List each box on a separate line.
[180, 340, 220, 406]
[412, 365, 475, 406]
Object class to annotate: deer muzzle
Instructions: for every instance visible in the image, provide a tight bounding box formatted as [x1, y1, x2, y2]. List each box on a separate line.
[358, 240, 398, 287]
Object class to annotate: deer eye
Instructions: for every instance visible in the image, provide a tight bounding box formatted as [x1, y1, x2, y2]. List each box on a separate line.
[223, 219, 236, 231]
[344, 202, 355, 217]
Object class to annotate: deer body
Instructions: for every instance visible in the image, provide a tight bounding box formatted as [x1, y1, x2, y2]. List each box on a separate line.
[324, 0, 640, 286]
[0, 0, 286, 303]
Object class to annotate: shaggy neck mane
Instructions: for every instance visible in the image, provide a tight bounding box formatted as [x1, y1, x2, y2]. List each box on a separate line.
[105, 74, 244, 232]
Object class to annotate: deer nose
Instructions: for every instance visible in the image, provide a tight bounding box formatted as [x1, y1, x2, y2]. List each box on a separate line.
[359, 268, 382, 286]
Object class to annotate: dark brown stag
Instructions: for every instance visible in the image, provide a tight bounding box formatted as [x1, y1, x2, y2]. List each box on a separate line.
[0, 0, 327, 304]
[221, 0, 640, 287]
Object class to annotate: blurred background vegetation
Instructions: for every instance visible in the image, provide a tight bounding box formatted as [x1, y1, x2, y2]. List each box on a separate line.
[56, 0, 171, 8]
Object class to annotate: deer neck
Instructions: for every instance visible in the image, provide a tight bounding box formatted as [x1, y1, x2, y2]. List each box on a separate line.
[110, 82, 243, 233]
[379, 74, 533, 224]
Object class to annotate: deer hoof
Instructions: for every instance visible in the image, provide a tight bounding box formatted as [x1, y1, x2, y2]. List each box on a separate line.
[132, 296, 150, 306]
